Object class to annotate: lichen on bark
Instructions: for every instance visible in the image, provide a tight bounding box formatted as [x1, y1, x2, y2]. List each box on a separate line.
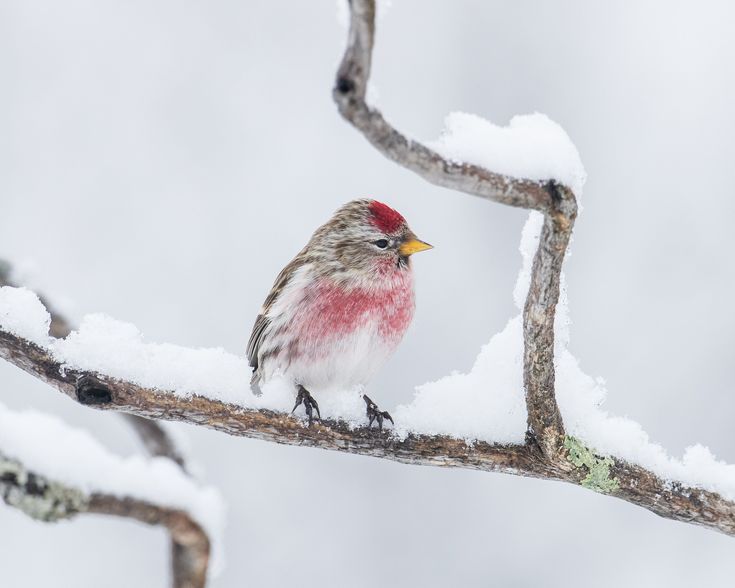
[564, 436, 619, 493]
[0, 454, 88, 522]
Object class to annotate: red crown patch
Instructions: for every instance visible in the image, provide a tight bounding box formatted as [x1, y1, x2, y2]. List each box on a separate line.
[368, 200, 405, 234]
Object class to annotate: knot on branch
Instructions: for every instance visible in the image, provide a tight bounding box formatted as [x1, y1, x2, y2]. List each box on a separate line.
[335, 76, 356, 95]
[545, 180, 563, 206]
[543, 180, 577, 233]
[76, 374, 112, 405]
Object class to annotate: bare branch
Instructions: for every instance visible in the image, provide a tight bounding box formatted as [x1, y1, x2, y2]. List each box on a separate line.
[333, 0, 572, 455]
[88, 495, 210, 588]
[0, 450, 210, 588]
[2, 327, 735, 537]
[123, 414, 188, 471]
[522, 196, 576, 454]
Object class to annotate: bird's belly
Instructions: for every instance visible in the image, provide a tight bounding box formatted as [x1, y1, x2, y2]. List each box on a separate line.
[269, 275, 415, 391]
[288, 323, 395, 391]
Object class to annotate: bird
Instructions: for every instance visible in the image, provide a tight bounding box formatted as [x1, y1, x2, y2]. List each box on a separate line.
[247, 198, 432, 429]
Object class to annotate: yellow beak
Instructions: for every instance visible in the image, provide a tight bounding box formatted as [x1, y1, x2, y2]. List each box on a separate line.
[399, 237, 433, 257]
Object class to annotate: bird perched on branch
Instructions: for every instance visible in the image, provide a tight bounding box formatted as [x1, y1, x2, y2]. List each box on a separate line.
[247, 199, 432, 428]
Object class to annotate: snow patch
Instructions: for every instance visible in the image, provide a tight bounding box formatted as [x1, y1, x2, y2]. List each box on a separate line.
[0, 287, 51, 346]
[2, 202, 735, 501]
[53, 313, 250, 406]
[428, 111, 586, 196]
[398, 211, 735, 501]
[393, 316, 526, 444]
[0, 400, 227, 575]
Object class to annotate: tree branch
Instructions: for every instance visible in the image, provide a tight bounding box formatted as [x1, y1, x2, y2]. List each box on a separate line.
[333, 0, 572, 455]
[87, 495, 210, 588]
[2, 327, 735, 537]
[123, 414, 188, 471]
[0, 259, 202, 584]
[0, 450, 210, 588]
[1, 0, 734, 554]
[0, 260, 187, 468]
[333, 1, 556, 212]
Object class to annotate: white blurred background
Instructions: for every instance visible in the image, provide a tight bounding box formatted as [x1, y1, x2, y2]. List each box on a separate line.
[2, 0, 735, 586]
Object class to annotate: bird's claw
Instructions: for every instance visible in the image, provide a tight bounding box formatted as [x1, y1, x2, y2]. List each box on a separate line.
[363, 394, 394, 431]
[292, 385, 321, 425]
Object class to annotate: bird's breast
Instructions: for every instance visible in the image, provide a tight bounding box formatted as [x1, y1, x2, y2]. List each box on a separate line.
[268, 269, 415, 390]
[299, 271, 415, 344]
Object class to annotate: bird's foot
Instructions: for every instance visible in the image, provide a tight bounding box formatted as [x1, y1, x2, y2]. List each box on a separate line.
[363, 395, 394, 431]
[292, 385, 321, 425]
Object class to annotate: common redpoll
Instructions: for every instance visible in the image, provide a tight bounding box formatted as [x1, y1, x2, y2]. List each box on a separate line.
[247, 199, 432, 427]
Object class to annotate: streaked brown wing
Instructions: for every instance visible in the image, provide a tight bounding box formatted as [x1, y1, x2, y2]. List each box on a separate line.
[246, 249, 309, 371]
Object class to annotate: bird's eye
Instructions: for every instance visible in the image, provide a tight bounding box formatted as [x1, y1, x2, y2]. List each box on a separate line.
[374, 239, 389, 249]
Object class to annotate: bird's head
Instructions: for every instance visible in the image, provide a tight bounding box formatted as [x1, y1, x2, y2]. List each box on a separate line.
[309, 199, 433, 278]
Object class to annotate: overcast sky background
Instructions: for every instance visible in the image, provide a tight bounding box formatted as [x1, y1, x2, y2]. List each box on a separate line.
[2, 0, 735, 586]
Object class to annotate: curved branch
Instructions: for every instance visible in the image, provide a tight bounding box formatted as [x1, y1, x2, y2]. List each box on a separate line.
[0, 450, 210, 588]
[2, 0, 732, 552]
[88, 495, 209, 588]
[333, 1, 554, 212]
[334, 0, 572, 455]
[2, 328, 735, 537]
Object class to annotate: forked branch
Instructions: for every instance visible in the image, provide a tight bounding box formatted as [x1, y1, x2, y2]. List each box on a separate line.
[334, 0, 573, 455]
[1, 0, 734, 555]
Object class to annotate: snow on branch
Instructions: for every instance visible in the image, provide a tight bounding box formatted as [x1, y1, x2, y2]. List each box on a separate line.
[0, 400, 222, 587]
[0, 260, 187, 469]
[332, 1, 584, 208]
[334, 0, 577, 456]
[0, 260, 206, 584]
[1, 287, 735, 537]
[0, 259, 186, 470]
[2, 0, 735, 550]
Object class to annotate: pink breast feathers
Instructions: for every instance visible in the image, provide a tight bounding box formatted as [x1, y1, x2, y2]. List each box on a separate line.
[296, 273, 415, 349]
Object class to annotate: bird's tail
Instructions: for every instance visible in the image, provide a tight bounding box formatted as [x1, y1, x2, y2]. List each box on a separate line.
[250, 370, 263, 396]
